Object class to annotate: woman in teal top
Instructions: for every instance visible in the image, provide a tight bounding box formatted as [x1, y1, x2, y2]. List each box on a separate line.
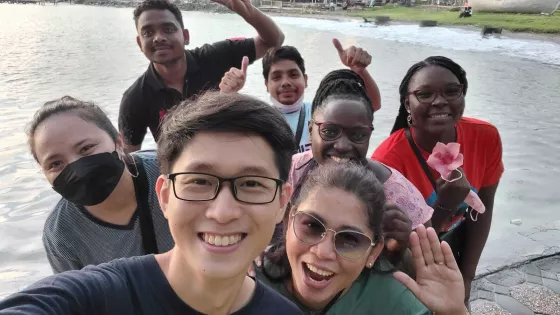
[255, 163, 467, 315]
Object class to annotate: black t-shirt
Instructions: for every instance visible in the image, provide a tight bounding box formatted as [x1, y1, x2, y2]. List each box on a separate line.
[0, 255, 303, 315]
[119, 38, 256, 145]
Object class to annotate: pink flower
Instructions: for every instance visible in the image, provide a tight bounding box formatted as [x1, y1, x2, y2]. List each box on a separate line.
[426, 142, 464, 180]
[426, 142, 486, 215]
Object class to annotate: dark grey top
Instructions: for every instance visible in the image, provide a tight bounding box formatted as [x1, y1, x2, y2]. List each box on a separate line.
[42, 150, 174, 273]
[0, 255, 304, 315]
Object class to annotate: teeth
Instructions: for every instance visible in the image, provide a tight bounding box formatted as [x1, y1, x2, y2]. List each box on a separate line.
[306, 263, 334, 277]
[430, 114, 450, 118]
[203, 233, 242, 247]
[330, 156, 350, 163]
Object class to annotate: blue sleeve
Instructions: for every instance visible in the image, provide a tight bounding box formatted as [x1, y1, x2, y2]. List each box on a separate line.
[0, 268, 131, 315]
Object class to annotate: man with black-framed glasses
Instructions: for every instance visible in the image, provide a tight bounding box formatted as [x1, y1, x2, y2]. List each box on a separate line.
[0, 92, 303, 315]
[166, 172, 284, 205]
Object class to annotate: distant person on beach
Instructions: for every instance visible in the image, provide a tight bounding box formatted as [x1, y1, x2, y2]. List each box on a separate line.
[26, 96, 173, 274]
[119, 0, 285, 154]
[0, 92, 303, 315]
[459, 6, 472, 18]
[372, 56, 504, 307]
[219, 40, 381, 153]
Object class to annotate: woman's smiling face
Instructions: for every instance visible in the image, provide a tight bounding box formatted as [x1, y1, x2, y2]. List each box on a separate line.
[405, 65, 465, 135]
[310, 98, 373, 166]
[286, 187, 382, 310]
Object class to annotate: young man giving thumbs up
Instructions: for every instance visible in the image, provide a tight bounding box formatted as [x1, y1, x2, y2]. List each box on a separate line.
[219, 39, 381, 153]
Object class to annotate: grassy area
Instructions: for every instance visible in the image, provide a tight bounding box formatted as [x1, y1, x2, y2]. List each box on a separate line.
[350, 5, 560, 33]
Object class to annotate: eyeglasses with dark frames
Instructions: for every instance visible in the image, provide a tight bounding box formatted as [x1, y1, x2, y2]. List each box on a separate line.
[167, 172, 284, 205]
[311, 120, 374, 144]
[408, 84, 464, 104]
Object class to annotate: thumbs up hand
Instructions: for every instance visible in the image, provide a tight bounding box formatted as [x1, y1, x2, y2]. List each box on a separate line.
[219, 56, 249, 93]
[333, 38, 372, 72]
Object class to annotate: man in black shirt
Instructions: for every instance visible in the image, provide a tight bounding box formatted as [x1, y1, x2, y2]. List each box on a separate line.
[119, 0, 285, 153]
[0, 92, 302, 315]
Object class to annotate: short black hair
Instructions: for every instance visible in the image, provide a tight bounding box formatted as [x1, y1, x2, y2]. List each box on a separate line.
[133, 0, 184, 29]
[157, 92, 296, 181]
[391, 56, 468, 134]
[27, 96, 118, 163]
[262, 46, 306, 81]
[312, 69, 373, 119]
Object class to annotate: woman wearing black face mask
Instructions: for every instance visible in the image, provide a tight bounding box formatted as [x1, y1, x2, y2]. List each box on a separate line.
[27, 96, 174, 273]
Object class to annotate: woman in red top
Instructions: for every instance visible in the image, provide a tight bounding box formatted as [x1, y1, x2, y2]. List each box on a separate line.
[372, 56, 504, 306]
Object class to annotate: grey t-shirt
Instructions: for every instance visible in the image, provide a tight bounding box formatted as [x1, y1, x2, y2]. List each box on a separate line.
[42, 150, 174, 273]
[0, 255, 304, 315]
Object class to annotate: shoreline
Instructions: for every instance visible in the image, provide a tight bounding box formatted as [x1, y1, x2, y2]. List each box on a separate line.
[37, 2, 560, 44]
[264, 9, 560, 45]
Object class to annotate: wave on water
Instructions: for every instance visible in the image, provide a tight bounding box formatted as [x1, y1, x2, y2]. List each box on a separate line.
[273, 16, 560, 67]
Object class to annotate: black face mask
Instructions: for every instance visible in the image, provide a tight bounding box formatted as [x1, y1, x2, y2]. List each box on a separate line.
[52, 151, 126, 206]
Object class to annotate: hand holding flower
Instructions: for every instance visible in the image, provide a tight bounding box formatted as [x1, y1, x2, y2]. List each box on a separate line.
[427, 143, 485, 216]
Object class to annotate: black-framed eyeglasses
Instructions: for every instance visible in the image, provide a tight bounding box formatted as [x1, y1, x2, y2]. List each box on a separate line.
[167, 172, 284, 205]
[311, 120, 374, 144]
[291, 211, 377, 261]
[408, 84, 464, 104]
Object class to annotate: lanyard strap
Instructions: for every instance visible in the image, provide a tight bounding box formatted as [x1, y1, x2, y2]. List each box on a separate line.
[294, 105, 307, 151]
[131, 155, 159, 255]
[405, 128, 437, 191]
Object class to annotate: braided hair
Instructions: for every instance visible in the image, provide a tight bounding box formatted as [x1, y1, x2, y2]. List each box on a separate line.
[312, 69, 373, 120]
[391, 56, 468, 134]
[289, 69, 374, 205]
[290, 69, 374, 200]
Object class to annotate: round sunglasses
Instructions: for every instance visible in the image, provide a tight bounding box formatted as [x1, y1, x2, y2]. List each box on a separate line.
[291, 211, 377, 261]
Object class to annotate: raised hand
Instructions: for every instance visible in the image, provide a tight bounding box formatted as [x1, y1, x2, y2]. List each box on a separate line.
[211, 0, 255, 18]
[332, 38, 372, 72]
[394, 225, 466, 315]
[383, 203, 412, 252]
[219, 56, 249, 93]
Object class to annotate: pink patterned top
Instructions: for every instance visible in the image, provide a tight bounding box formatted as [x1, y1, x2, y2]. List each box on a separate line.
[289, 151, 433, 229]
